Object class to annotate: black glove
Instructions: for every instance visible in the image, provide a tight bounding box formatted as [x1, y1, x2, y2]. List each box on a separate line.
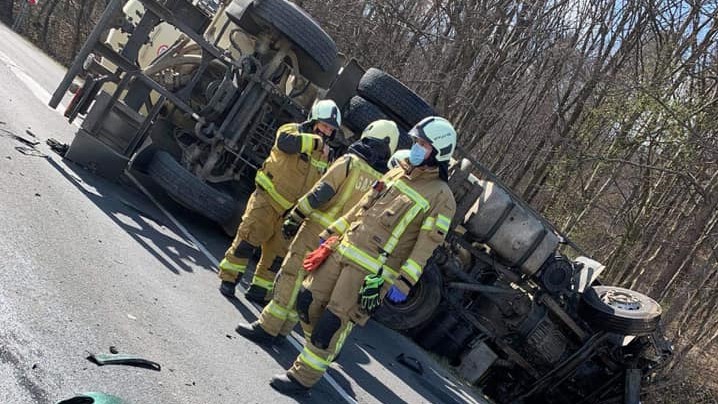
[358, 274, 384, 314]
[282, 210, 303, 239]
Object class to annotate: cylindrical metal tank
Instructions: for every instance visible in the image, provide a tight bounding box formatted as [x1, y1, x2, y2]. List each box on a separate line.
[463, 180, 559, 276]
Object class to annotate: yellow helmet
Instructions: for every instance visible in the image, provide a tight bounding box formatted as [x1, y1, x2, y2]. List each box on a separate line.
[361, 119, 400, 155]
[388, 149, 410, 169]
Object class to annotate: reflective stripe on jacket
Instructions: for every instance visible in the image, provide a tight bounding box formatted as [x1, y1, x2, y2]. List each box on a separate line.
[255, 123, 329, 212]
[295, 154, 382, 231]
[330, 163, 456, 293]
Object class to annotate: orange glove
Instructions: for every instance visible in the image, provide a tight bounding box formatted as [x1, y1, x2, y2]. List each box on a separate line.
[303, 236, 339, 272]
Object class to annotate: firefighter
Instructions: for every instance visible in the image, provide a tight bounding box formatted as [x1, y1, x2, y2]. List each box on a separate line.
[234, 120, 401, 344]
[269, 116, 458, 394]
[218, 99, 341, 304]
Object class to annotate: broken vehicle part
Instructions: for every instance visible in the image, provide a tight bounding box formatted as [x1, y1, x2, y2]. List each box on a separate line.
[57, 392, 125, 404]
[87, 353, 161, 371]
[396, 353, 423, 375]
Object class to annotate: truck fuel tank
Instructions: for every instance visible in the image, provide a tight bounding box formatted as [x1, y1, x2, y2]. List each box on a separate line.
[463, 179, 559, 276]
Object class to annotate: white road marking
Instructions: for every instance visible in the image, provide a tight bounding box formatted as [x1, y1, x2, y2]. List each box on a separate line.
[0, 48, 68, 113]
[0, 45, 358, 403]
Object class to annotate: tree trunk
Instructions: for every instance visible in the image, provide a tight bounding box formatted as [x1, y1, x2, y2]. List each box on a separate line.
[0, 0, 14, 26]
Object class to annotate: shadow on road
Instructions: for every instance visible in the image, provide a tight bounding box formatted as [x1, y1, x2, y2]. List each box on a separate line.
[224, 293, 481, 404]
[44, 156, 217, 275]
[45, 154, 483, 404]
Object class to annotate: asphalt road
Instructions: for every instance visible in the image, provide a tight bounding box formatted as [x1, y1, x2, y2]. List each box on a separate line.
[0, 22, 488, 404]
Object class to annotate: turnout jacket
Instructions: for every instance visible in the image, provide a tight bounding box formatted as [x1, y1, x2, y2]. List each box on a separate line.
[256, 123, 330, 212]
[294, 154, 383, 231]
[325, 160, 456, 295]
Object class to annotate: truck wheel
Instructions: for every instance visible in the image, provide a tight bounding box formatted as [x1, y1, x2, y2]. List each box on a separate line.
[374, 263, 443, 330]
[230, 0, 339, 88]
[344, 96, 414, 149]
[357, 68, 436, 127]
[147, 151, 236, 224]
[579, 286, 662, 336]
[397, 130, 412, 150]
[343, 96, 388, 134]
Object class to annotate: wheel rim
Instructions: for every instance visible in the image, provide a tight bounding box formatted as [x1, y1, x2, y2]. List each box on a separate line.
[601, 290, 641, 311]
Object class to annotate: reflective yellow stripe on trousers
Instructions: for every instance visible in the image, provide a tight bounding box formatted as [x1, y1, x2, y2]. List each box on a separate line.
[219, 258, 246, 274]
[299, 346, 331, 371]
[266, 300, 290, 320]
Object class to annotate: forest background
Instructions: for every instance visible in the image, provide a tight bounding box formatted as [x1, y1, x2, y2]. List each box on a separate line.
[2, 0, 717, 400]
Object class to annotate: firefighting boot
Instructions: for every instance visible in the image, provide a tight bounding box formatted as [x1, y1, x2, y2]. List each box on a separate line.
[235, 321, 275, 346]
[219, 281, 236, 297]
[244, 284, 269, 305]
[269, 373, 310, 396]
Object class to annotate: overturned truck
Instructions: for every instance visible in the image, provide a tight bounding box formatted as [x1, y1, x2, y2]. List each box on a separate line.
[377, 159, 672, 403]
[50, 0, 672, 403]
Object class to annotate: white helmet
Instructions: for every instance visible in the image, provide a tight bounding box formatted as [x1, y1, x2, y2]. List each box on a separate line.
[388, 149, 410, 169]
[409, 116, 457, 162]
[361, 119, 400, 155]
[308, 99, 341, 129]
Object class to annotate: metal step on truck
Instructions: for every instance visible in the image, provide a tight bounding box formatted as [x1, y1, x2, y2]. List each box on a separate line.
[50, 1, 672, 403]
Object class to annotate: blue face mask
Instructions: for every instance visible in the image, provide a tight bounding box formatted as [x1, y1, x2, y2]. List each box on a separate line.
[409, 143, 427, 166]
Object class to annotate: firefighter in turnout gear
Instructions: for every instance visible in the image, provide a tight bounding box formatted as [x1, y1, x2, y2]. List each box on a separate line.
[234, 120, 401, 344]
[269, 117, 458, 394]
[218, 100, 341, 303]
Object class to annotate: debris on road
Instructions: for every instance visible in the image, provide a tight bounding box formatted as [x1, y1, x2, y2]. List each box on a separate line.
[109, 346, 119, 354]
[15, 146, 47, 157]
[25, 129, 37, 138]
[396, 353, 423, 375]
[0, 128, 40, 146]
[87, 352, 161, 371]
[47, 138, 69, 157]
[57, 392, 125, 404]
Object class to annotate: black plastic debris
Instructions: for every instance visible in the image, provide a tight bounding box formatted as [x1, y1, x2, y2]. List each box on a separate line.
[87, 353, 161, 371]
[15, 146, 46, 157]
[0, 128, 40, 147]
[47, 138, 69, 157]
[57, 392, 125, 404]
[396, 353, 423, 375]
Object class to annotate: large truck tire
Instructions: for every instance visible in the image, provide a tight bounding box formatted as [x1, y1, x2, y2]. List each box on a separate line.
[357, 68, 436, 127]
[147, 151, 236, 224]
[374, 263, 443, 330]
[344, 96, 414, 148]
[343, 96, 389, 134]
[230, 0, 339, 87]
[579, 286, 661, 336]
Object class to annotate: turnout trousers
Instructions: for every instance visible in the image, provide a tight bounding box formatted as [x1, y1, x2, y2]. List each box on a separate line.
[288, 252, 382, 388]
[257, 221, 324, 337]
[218, 190, 289, 294]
